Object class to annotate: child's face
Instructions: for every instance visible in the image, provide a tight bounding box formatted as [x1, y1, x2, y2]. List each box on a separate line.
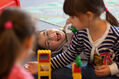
[68, 14, 89, 30]
[37, 29, 66, 50]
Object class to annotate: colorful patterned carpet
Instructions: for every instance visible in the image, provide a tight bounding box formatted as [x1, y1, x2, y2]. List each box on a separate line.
[23, 0, 119, 29]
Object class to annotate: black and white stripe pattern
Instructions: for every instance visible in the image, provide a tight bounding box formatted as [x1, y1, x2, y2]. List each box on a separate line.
[51, 25, 119, 70]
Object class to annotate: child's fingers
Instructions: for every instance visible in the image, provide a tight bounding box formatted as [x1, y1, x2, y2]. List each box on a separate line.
[24, 63, 33, 71]
[24, 64, 29, 70]
[24, 64, 33, 73]
[95, 69, 104, 77]
[28, 62, 38, 74]
[98, 65, 106, 69]
[95, 66, 109, 77]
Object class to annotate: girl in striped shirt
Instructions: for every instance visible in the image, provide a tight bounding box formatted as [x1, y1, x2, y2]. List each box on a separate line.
[50, 0, 119, 79]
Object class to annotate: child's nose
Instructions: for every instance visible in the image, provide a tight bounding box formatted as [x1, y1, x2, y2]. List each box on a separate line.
[67, 18, 72, 23]
[48, 33, 57, 40]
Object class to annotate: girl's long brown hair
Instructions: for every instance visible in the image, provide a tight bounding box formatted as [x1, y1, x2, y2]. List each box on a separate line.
[0, 7, 35, 78]
[63, 0, 119, 26]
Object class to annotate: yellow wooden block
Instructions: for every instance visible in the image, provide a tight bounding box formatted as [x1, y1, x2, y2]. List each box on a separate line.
[38, 50, 51, 79]
[72, 62, 82, 79]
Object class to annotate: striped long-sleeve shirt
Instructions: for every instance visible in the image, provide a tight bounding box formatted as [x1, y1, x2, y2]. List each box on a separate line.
[51, 23, 119, 76]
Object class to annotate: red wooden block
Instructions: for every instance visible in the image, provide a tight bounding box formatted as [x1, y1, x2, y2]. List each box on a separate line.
[73, 64, 81, 73]
[39, 53, 50, 62]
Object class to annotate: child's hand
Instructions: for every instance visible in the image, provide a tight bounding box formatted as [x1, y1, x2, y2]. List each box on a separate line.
[24, 61, 38, 74]
[40, 65, 49, 71]
[94, 65, 111, 77]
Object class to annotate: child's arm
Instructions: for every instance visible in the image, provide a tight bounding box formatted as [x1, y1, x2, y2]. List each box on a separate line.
[51, 32, 82, 70]
[109, 63, 119, 76]
[108, 39, 119, 76]
[95, 39, 119, 77]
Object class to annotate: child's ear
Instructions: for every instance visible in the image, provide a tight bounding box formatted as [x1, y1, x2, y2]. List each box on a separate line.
[86, 11, 94, 21]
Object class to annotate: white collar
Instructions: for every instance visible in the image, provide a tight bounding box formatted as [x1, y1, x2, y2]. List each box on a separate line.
[87, 22, 110, 47]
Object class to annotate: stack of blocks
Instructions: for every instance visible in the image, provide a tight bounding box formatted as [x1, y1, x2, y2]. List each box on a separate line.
[38, 50, 51, 79]
[72, 56, 82, 79]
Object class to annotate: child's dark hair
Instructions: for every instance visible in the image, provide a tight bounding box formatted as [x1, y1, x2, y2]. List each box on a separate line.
[33, 31, 48, 54]
[63, 0, 119, 26]
[0, 7, 35, 78]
